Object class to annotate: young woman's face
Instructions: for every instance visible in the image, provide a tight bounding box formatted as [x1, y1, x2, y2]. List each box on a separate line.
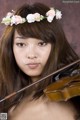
[13, 31, 51, 81]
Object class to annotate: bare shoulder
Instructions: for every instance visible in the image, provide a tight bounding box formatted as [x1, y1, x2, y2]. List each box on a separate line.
[8, 97, 77, 120]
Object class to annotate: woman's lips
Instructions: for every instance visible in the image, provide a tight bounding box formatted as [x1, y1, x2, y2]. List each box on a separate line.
[27, 63, 40, 69]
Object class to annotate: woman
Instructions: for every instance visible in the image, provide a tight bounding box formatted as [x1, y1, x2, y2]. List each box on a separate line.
[0, 2, 80, 120]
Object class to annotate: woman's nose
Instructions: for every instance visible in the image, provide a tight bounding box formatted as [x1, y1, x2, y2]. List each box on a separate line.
[27, 45, 37, 59]
[27, 55, 37, 59]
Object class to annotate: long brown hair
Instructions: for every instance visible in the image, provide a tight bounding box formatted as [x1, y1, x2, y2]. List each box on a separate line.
[0, 3, 79, 112]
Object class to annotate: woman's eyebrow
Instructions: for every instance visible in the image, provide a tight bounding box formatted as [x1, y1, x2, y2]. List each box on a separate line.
[14, 36, 26, 40]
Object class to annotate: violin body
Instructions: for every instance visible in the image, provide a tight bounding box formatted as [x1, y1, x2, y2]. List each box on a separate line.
[44, 74, 80, 101]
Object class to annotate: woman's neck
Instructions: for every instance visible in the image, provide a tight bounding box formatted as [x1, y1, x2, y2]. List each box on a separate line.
[31, 76, 40, 83]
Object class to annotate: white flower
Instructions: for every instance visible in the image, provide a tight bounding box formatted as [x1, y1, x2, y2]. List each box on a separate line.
[56, 10, 62, 19]
[1, 12, 14, 25]
[34, 13, 41, 22]
[46, 8, 55, 17]
[6, 12, 14, 18]
[46, 8, 56, 22]
[47, 16, 54, 23]
[26, 14, 35, 23]
[1, 17, 11, 25]
[11, 15, 26, 25]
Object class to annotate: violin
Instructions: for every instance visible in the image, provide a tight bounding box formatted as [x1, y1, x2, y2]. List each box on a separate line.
[44, 74, 80, 101]
[0, 59, 80, 103]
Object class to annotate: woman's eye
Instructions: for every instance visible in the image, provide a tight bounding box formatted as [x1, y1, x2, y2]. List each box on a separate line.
[16, 43, 26, 47]
[38, 42, 47, 46]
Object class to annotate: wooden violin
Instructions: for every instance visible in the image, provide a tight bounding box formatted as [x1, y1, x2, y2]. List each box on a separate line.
[44, 74, 80, 101]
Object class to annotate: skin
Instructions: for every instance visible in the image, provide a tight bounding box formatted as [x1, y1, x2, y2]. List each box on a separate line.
[9, 96, 77, 120]
[13, 30, 51, 82]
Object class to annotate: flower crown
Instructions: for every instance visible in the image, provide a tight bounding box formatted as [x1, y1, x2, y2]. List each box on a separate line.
[1, 8, 62, 26]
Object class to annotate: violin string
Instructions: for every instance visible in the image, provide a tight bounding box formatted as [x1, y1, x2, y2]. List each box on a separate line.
[0, 59, 80, 103]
